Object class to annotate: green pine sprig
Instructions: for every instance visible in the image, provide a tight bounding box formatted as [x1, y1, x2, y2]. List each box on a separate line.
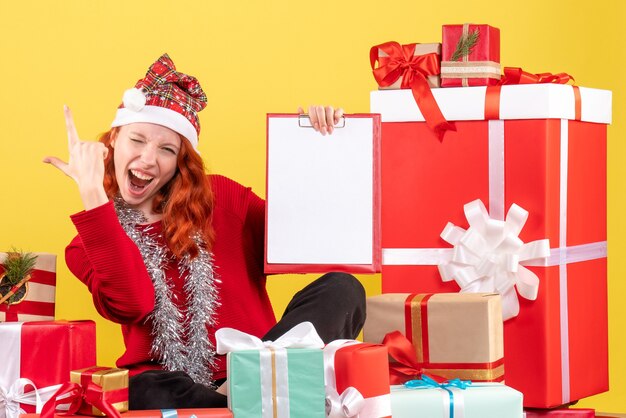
[2, 249, 37, 286]
[450, 29, 480, 62]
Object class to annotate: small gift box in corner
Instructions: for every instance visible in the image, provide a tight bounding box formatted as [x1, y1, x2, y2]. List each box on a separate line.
[0, 251, 56, 322]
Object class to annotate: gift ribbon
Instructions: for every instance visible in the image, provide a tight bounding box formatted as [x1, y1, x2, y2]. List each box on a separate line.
[0, 379, 62, 418]
[216, 321, 324, 352]
[485, 68, 581, 121]
[324, 340, 364, 418]
[381, 328, 504, 385]
[0, 300, 55, 321]
[404, 376, 471, 418]
[370, 41, 455, 140]
[77, 367, 127, 416]
[438, 199, 550, 320]
[382, 331, 433, 384]
[216, 322, 324, 418]
[40, 380, 124, 418]
[323, 340, 392, 418]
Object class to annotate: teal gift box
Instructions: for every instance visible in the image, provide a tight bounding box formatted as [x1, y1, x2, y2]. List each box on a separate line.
[216, 322, 326, 418]
[227, 348, 325, 418]
[391, 380, 523, 418]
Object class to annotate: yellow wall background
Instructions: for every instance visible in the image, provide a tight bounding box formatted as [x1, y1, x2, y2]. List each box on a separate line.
[0, 0, 623, 411]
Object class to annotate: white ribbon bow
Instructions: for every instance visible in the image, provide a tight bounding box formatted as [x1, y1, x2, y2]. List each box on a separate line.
[323, 340, 364, 418]
[215, 321, 324, 354]
[438, 199, 550, 320]
[326, 386, 365, 418]
[0, 379, 61, 418]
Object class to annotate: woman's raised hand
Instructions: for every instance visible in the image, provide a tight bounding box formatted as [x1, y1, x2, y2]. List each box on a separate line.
[43, 106, 109, 210]
[298, 105, 344, 135]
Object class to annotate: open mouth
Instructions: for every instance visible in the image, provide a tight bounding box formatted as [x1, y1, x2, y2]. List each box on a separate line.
[128, 169, 154, 192]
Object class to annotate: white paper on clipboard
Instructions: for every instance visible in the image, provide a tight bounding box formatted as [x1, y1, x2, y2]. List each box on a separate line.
[265, 114, 380, 273]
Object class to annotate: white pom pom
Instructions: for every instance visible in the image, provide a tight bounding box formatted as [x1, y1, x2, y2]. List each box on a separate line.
[122, 88, 146, 112]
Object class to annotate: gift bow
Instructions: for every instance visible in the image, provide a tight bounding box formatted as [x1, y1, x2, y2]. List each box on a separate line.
[485, 67, 578, 120]
[370, 41, 455, 141]
[438, 199, 550, 320]
[40, 381, 122, 418]
[499, 67, 574, 85]
[404, 376, 471, 418]
[323, 340, 365, 418]
[0, 379, 61, 418]
[215, 321, 324, 353]
[381, 331, 442, 385]
[325, 386, 365, 418]
[404, 375, 471, 391]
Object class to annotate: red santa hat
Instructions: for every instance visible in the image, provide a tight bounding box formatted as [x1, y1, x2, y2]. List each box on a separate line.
[111, 53, 207, 152]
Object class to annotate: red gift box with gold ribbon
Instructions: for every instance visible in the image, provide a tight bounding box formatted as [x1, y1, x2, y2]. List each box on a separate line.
[0, 253, 56, 322]
[370, 80, 611, 408]
[441, 23, 501, 87]
[364, 293, 504, 383]
[0, 321, 96, 418]
[323, 341, 391, 418]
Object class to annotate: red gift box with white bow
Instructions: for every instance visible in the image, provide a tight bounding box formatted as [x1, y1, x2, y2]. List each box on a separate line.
[370, 83, 611, 408]
[0, 321, 96, 418]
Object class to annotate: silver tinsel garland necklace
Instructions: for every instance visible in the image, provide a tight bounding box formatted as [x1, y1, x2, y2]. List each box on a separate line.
[114, 197, 220, 387]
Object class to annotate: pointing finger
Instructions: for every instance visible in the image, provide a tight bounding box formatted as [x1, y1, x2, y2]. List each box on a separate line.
[64, 105, 80, 148]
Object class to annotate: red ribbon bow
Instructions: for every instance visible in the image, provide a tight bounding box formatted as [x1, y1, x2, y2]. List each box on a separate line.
[382, 330, 447, 385]
[370, 42, 456, 141]
[485, 67, 580, 121]
[41, 381, 125, 418]
[499, 67, 575, 85]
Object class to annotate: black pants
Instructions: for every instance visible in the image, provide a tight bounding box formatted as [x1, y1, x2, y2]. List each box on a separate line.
[129, 272, 366, 409]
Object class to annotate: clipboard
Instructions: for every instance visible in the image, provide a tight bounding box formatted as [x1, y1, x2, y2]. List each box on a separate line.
[265, 113, 381, 274]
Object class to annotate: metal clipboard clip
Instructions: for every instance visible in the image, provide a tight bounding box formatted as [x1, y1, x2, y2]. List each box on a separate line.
[298, 114, 346, 129]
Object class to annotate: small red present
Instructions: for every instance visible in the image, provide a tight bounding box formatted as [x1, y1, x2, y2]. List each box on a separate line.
[441, 23, 501, 87]
[324, 341, 391, 418]
[0, 252, 56, 321]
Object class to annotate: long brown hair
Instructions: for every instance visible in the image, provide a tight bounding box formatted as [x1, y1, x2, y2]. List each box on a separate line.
[99, 128, 215, 258]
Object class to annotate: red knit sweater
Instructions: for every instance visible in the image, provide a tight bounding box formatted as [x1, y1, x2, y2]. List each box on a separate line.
[66, 175, 276, 381]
